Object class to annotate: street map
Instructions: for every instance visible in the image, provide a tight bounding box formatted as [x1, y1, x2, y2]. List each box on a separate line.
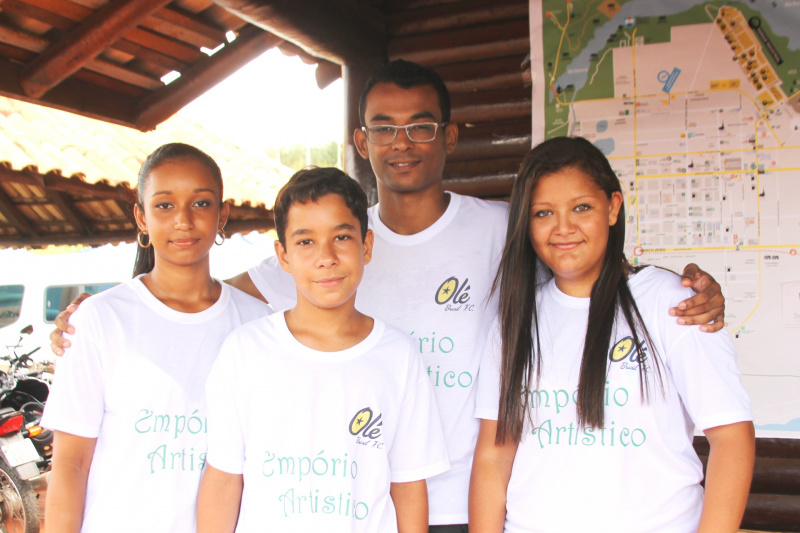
[530, 0, 800, 437]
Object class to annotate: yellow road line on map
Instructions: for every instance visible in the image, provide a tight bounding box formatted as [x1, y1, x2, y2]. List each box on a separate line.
[608, 148, 754, 160]
[633, 167, 799, 177]
[609, 145, 800, 161]
[549, 6, 570, 86]
[635, 169, 753, 178]
[548, 3, 573, 107]
[641, 244, 798, 253]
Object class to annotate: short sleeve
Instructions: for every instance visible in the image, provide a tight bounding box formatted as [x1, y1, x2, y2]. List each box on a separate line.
[247, 256, 297, 312]
[474, 317, 502, 421]
[627, 268, 752, 432]
[204, 333, 247, 474]
[388, 344, 450, 483]
[666, 326, 752, 431]
[41, 304, 106, 438]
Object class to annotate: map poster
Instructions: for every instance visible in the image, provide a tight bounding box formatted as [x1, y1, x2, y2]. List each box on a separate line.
[530, 0, 800, 437]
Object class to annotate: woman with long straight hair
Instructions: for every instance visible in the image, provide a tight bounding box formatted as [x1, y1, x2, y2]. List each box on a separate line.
[42, 143, 269, 533]
[469, 136, 755, 533]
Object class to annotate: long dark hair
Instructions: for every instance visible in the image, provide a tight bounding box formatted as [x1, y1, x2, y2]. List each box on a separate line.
[493, 136, 662, 443]
[132, 143, 224, 277]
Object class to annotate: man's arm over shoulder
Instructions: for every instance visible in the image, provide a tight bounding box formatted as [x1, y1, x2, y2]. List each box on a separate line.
[225, 271, 267, 303]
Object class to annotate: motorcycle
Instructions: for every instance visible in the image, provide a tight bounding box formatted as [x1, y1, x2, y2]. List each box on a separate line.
[0, 325, 52, 533]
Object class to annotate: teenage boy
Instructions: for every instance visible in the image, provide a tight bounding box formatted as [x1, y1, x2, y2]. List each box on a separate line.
[196, 167, 449, 533]
[52, 60, 726, 531]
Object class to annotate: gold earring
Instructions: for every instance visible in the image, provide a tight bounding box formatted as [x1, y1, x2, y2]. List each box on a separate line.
[137, 230, 151, 248]
[215, 228, 226, 246]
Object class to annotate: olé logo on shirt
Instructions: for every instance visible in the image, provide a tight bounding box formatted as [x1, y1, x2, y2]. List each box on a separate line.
[435, 276, 474, 311]
[609, 336, 649, 371]
[349, 407, 384, 449]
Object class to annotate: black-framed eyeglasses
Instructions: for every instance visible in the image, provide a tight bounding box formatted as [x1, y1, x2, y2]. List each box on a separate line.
[362, 122, 447, 145]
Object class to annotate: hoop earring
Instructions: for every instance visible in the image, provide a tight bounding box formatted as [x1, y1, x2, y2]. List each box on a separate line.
[137, 230, 151, 248]
[215, 228, 226, 246]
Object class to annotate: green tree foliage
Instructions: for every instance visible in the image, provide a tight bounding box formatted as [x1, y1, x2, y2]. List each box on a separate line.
[267, 142, 342, 170]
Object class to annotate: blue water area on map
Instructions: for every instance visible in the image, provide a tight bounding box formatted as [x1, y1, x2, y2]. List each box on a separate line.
[551, 0, 800, 102]
[593, 138, 616, 155]
[596, 119, 609, 132]
[755, 417, 800, 432]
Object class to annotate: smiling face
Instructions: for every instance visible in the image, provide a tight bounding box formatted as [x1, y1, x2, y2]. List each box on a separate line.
[134, 158, 228, 271]
[354, 82, 457, 198]
[528, 166, 623, 297]
[275, 193, 373, 310]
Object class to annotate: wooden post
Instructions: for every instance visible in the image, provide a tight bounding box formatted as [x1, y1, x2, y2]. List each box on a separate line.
[343, 64, 378, 206]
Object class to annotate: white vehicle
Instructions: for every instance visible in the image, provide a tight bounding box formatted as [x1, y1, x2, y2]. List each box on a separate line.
[0, 245, 136, 360]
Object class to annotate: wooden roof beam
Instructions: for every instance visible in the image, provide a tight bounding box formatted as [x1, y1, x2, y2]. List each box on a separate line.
[44, 189, 94, 237]
[0, 186, 40, 238]
[19, 0, 173, 99]
[134, 25, 283, 131]
[211, 0, 387, 67]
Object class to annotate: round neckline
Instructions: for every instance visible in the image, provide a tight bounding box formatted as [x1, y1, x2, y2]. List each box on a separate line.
[546, 277, 591, 309]
[131, 275, 230, 323]
[369, 192, 461, 246]
[275, 312, 385, 363]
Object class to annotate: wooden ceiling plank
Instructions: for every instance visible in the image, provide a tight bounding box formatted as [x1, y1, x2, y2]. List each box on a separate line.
[0, 186, 40, 238]
[0, 42, 36, 63]
[0, 169, 45, 189]
[0, 0, 77, 31]
[83, 58, 163, 90]
[134, 25, 283, 131]
[44, 189, 94, 236]
[212, 0, 387, 67]
[150, 6, 228, 43]
[43, 175, 136, 203]
[111, 38, 190, 73]
[19, 0, 174, 99]
[72, 69, 148, 99]
[139, 17, 219, 49]
[0, 24, 48, 54]
[22, 0, 93, 22]
[124, 27, 204, 62]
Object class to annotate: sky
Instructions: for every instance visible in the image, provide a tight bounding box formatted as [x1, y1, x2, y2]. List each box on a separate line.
[178, 48, 345, 150]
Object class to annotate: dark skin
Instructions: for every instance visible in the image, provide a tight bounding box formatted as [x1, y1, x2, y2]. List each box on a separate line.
[49, 84, 726, 353]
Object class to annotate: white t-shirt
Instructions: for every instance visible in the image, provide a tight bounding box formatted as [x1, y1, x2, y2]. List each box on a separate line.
[41, 277, 270, 533]
[248, 193, 508, 524]
[204, 313, 450, 532]
[475, 267, 753, 533]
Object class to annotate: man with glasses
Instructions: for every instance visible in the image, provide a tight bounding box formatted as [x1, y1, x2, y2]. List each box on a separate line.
[53, 59, 725, 532]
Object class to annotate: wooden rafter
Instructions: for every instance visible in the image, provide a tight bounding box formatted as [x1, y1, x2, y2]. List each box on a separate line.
[19, 0, 173, 99]
[211, 0, 387, 67]
[44, 189, 94, 237]
[0, 186, 40, 238]
[134, 25, 283, 131]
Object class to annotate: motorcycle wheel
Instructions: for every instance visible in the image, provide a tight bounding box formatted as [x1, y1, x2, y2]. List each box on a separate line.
[0, 460, 39, 533]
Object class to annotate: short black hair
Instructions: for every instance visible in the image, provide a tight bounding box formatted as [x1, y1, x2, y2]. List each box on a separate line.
[359, 59, 451, 126]
[274, 167, 369, 246]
